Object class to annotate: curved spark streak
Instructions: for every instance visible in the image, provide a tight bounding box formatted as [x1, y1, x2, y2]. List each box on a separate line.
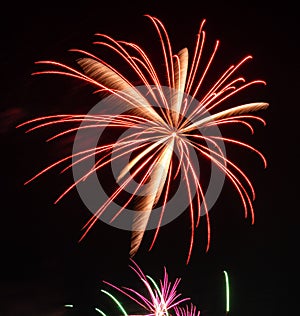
[101, 290, 129, 316]
[95, 308, 108, 316]
[18, 15, 269, 263]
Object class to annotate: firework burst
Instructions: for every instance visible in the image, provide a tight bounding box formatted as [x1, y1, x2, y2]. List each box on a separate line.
[18, 15, 269, 263]
[64, 263, 232, 315]
[102, 258, 190, 316]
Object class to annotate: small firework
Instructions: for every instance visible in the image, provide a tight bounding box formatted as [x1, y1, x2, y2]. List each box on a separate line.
[102, 258, 190, 316]
[18, 15, 268, 263]
[64, 264, 232, 315]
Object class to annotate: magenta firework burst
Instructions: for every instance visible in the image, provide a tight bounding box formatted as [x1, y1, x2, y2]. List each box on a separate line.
[102, 258, 190, 315]
[18, 15, 268, 263]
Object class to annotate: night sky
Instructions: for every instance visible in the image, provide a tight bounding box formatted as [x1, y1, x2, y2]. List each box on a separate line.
[0, 1, 293, 315]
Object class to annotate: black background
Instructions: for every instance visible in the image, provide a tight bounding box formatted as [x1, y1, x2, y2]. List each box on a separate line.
[0, 1, 294, 315]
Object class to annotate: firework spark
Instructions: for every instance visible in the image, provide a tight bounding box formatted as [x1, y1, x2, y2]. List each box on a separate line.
[18, 15, 269, 263]
[174, 303, 201, 316]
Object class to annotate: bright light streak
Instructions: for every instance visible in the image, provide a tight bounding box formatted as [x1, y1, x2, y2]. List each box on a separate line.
[101, 289, 129, 316]
[95, 307, 108, 316]
[223, 270, 230, 313]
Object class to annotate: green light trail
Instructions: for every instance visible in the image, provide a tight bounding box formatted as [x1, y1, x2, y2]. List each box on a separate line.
[101, 289, 128, 316]
[95, 307, 108, 316]
[223, 271, 230, 313]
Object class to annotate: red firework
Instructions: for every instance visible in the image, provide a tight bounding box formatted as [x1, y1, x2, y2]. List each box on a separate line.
[18, 15, 269, 264]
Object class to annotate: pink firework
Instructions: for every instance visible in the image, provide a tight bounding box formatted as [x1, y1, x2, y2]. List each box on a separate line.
[102, 258, 190, 316]
[174, 303, 201, 316]
[18, 15, 269, 263]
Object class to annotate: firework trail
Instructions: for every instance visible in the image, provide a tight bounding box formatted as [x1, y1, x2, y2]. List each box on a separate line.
[101, 289, 129, 316]
[101, 258, 190, 316]
[223, 271, 230, 315]
[18, 15, 269, 263]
